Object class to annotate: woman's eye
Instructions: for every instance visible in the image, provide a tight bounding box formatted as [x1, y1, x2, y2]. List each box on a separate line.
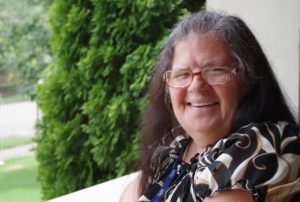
[207, 68, 227, 75]
[175, 72, 190, 79]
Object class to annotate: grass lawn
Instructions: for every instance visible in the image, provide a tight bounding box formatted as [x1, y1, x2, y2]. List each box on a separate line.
[0, 155, 42, 202]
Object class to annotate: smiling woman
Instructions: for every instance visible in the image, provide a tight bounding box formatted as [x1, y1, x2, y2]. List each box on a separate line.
[120, 11, 300, 202]
[169, 32, 243, 151]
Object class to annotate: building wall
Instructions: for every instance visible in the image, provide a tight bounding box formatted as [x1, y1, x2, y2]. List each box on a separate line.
[207, 0, 300, 118]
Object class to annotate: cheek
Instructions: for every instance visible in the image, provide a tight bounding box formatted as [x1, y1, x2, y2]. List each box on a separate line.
[169, 89, 187, 109]
[219, 84, 242, 113]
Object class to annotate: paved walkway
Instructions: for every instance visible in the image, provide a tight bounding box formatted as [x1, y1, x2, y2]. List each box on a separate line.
[0, 143, 36, 164]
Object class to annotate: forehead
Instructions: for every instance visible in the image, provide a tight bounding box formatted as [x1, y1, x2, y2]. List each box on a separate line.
[172, 32, 234, 69]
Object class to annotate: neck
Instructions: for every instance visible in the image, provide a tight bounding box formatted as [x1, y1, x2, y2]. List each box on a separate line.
[182, 140, 206, 163]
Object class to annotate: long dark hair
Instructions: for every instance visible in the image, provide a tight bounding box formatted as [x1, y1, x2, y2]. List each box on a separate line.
[138, 11, 298, 194]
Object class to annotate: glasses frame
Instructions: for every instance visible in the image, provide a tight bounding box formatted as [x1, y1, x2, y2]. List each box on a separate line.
[162, 66, 239, 88]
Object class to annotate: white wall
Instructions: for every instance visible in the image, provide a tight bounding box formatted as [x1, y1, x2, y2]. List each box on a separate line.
[207, 0, 300, 117]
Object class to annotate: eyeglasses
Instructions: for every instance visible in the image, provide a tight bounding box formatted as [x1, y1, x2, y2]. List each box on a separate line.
[163, 66, 239, 88]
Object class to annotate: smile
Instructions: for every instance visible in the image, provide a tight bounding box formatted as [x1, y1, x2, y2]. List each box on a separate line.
[187, 102, 218, 108]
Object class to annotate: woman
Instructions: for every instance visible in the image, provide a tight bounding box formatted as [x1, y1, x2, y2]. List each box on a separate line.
[121, 11, 300, 202]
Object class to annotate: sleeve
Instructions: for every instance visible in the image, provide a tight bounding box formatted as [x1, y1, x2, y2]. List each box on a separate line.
[192, 121, 300, 202]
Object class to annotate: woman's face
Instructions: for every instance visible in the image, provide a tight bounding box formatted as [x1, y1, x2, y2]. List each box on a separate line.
[169, 32, 243, 144]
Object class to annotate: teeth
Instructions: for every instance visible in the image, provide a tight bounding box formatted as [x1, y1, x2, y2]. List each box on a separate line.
[190, 102, 216, 107]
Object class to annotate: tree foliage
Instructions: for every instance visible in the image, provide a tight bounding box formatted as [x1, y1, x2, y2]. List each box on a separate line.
[36, 0, 205, 199]
[0, 0, 51, 96]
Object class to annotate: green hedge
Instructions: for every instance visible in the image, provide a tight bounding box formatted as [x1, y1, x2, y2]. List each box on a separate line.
[36, 0, 205, 199]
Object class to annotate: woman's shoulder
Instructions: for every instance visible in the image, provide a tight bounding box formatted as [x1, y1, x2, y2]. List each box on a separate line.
[224, 121, 299, 153]
[196, 121, 300, 201]
[235, 121, 299, 136]
[233, 121, 299, 137]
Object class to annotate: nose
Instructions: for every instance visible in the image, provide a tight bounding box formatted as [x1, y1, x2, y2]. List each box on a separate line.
[188, 73, 209, 91]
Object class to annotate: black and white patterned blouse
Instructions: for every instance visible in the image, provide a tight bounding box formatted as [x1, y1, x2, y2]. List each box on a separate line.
[138, 121, 300, 202]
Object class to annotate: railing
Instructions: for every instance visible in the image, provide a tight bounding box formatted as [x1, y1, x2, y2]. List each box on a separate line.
[48, 172, 139, 202]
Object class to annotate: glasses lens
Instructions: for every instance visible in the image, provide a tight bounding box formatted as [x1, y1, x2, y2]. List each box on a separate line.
[164, 67, 234, 88]
[204, 67, 231, 85]
[167, 70, 191, 88]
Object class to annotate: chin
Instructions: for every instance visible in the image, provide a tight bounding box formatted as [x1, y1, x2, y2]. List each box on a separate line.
[184, 120, 228, 137]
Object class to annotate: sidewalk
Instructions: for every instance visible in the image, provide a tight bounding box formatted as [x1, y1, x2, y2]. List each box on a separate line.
[0, 143, 36, 164]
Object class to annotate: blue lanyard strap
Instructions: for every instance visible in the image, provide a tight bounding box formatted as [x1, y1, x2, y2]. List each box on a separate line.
[150, 159, 179, 202]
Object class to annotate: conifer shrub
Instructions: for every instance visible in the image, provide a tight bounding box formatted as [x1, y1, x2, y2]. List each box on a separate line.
[36, 0, 205, 199]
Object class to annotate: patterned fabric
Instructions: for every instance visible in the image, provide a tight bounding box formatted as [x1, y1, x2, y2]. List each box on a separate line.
[138, 121, 300, 202]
